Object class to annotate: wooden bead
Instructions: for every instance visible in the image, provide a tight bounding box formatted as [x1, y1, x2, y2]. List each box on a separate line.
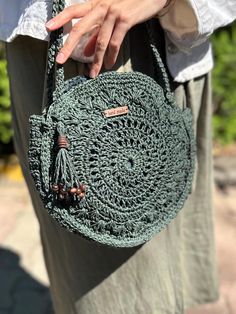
[70, 187, 77, 194]
[79, 184, 86, 192]
[59, 194, 64, 200]
[76, 188, 82, 195]
[57, 135, 69, 149]
[79, 192, 85, 199]
[61, 188, 68, 196]
[51, 184, 59, 192]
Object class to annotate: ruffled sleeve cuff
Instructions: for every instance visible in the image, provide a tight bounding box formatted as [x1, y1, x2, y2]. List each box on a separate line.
[159, 0, 236, 52]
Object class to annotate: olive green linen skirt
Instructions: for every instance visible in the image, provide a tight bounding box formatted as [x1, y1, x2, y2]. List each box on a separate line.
[5, 21, 219, 314]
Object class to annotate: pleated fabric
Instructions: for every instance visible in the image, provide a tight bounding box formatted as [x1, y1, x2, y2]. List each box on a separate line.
[5, 21, 219, 314]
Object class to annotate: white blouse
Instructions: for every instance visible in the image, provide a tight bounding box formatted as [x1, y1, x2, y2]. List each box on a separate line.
[0, 0, 235, 82]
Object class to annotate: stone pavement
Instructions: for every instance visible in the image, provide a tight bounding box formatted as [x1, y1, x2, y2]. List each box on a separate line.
[0, 160, 235, 314]
[186, 186, 236, 314]
[0, 174, 53, 314]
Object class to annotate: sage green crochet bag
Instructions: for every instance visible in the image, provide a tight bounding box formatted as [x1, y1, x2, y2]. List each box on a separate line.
[28, 0, 195, 248]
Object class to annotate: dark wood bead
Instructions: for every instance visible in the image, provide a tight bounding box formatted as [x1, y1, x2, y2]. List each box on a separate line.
[59, 194, 64, 200]
[61, 188, 68, 196]
[79, 184, 86, 192]
[52, 184, 59, 192]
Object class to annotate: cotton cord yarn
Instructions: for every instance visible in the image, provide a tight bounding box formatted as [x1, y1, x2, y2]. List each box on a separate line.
[28, 0, 196, 248]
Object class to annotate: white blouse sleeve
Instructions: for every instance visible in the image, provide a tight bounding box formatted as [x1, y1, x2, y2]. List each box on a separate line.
[159, 0, 236, 52]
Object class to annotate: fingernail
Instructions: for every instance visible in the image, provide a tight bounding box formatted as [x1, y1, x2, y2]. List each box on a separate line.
[56, 52, 65, 63]
[90, 69, 96, 78]
[46, 20, 55, 28]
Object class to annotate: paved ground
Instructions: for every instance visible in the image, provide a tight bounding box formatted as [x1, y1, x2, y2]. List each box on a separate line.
[0, 158, 235, 314]
[186, 185, 236, 314]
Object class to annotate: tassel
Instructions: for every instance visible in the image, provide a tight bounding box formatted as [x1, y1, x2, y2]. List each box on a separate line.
[51, 123, 86, 202]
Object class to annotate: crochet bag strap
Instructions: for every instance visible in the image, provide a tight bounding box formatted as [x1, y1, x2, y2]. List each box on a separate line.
[46, 0, 172, 107]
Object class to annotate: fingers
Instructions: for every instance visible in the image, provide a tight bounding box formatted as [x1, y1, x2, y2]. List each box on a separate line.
[46, 2, 92, 30]
[56, 5, 107, 64]
[46, 0, 133, 76]
[46, 0, 168, 76]
[103, 21, 128, 70]
[89, 14, 116, 78]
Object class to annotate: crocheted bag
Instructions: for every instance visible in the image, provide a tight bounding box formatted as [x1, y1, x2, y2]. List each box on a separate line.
[28, 0, 196, 248]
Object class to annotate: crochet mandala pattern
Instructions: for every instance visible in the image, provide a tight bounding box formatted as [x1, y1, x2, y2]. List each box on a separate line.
[28, 71, 195, 248]
[28, 0, 195, 248]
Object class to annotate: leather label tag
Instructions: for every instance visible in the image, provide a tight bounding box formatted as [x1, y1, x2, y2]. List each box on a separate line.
[103, 106, 128, 118]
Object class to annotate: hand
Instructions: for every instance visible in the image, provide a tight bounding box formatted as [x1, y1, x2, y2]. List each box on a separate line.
[46, 0, 167, 78]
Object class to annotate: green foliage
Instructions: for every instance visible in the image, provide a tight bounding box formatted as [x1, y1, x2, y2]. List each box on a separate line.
[0, 47, 12, 144]
[212, 23, 236, 145]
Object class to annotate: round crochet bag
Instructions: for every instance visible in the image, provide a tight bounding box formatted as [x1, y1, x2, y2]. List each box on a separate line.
[28, 0, 196, 248]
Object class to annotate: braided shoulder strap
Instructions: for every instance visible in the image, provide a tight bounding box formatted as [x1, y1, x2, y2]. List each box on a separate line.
[46, 0, 65, 105]
[46, 0, 172, 105]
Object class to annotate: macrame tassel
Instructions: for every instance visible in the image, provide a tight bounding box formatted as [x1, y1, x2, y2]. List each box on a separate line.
[51, 124, 86, 202]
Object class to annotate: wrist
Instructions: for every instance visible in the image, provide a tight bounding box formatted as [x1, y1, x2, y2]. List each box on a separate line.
[155, 0, 176, 18]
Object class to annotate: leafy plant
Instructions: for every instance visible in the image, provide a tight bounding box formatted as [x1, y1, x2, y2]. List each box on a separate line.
[212, 23, 236, 145]
[0, 47, 12, 144]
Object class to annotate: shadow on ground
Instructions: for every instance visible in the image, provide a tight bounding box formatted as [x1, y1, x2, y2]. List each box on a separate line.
[0, 248, 53, 314]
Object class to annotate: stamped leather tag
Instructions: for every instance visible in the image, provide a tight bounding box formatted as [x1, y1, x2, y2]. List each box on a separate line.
[103, 106, 128, 118]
